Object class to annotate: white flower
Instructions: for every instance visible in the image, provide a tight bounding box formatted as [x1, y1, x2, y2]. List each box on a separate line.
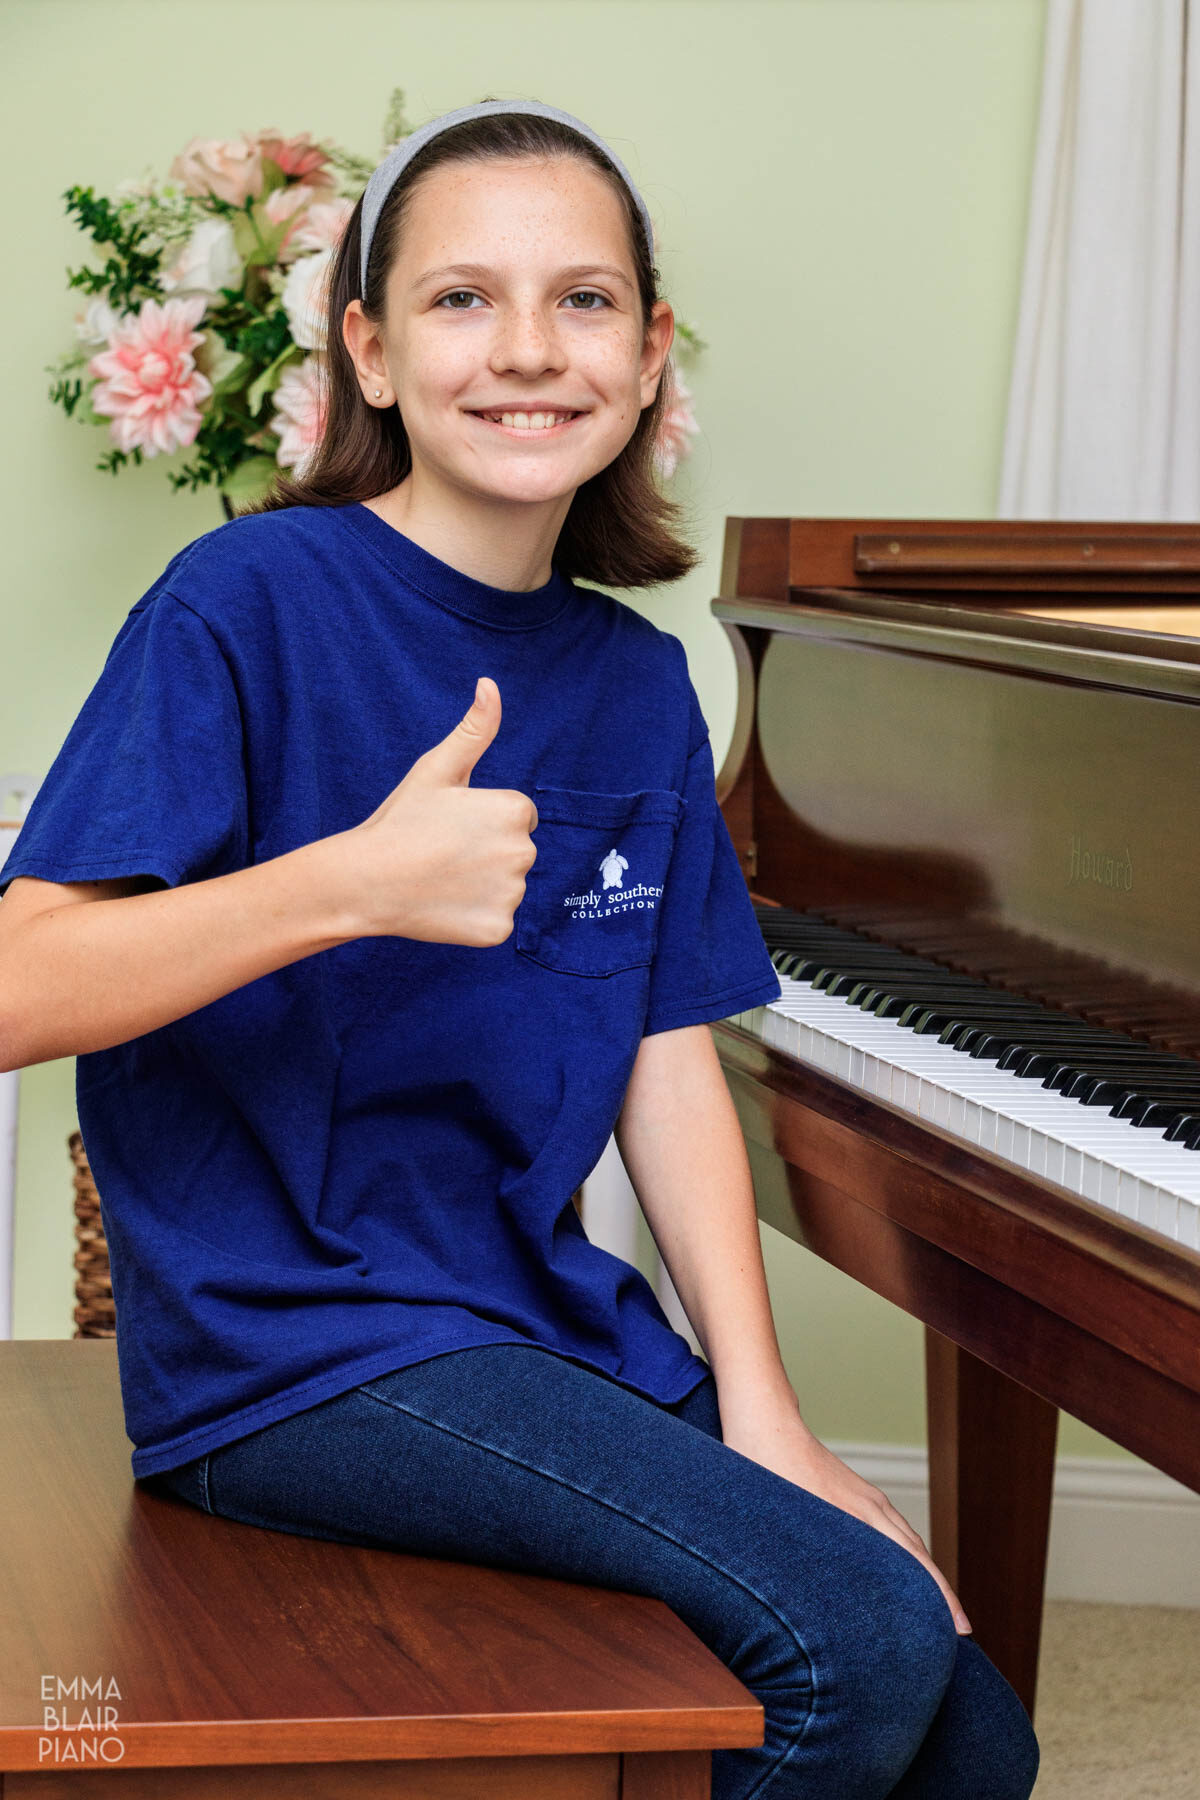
[160, 218, 243, 300]
[114, 171, 157, 200]
[280, 248, 334, 352]
[73, 297, 121, 347]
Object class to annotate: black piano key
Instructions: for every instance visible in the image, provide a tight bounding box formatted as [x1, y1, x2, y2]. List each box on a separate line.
[754, 901, 1200, 1152]
[1047, 1057, 1200, 1095]
[823, 967, 950, 997]
[845, 979, 964, 1008]
[884, 997, 1040, 1028]
[862, 982, 1035, 1006]
[874, 989, 1031, 1017]
[971, 1031, 1135, 1067]
[1058, 1079, 1200, 1126]
[1066, 1070, 1200, 1106]
[1104, 1071, 1200, 1102]
[1164, 1113, 1200, 1146]
[1000, 1041, 1151, 1076]
[899, 1003, 1045, 1036]
[778, 956, 947, 989]
[945, 1015, 1119, 1049]
[1118, 1093, 1200, 1128]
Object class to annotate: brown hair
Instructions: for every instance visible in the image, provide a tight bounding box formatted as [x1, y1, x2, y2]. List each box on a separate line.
[242, 102, 702, 590]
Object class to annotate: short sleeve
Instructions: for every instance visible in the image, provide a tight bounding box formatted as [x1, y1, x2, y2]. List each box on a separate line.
[0, 591, 248, 900]
[642, 698, 782, 1037]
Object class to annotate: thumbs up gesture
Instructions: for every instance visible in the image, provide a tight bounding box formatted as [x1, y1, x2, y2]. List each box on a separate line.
[346, 678, 539, 945]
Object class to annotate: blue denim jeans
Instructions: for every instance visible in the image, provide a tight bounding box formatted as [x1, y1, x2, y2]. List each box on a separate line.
[141, 1343, 1039, 1798]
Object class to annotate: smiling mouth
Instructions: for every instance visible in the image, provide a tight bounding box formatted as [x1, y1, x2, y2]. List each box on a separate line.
[468, 410, 586, 435]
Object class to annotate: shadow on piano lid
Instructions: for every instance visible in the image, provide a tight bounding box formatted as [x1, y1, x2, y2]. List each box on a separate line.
[715, 517, 1200, 1057]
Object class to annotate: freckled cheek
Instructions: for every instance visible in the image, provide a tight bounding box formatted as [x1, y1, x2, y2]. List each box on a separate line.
[401, 334, 474, 392]
[579, 344, 642, 411]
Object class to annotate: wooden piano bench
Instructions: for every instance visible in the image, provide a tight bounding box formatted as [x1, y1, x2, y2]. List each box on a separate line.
[0, 1341, 762, 1800]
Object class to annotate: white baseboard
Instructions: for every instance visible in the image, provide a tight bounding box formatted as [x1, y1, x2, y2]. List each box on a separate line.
[829, 1441, 1200, 1608]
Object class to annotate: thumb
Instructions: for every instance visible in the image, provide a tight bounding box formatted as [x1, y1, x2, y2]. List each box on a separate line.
[421, 677, 500, 786]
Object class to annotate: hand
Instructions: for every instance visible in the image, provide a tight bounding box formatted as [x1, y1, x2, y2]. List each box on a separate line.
[722, 1409, 973, 1635]
[341, 677, 540, 946]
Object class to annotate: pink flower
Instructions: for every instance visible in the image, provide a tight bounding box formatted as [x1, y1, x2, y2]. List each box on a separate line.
[278, 194, 356, 257]
[259, 183, 322, 262]
[263, 184, 314, 222]
[268, 357, 326, 477]
[255, 128, 337, 192]
[87, 295, 213, 458]
[169, 133, 264, 206]
[652, 366, 700, 480]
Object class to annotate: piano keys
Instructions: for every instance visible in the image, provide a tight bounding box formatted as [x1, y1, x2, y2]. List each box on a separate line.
[708, 517, 1200, 1722]
[739, 903, 1200, 1247]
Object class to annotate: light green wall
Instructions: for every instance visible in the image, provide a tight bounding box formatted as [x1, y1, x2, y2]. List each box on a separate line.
[5, 0, 1128, 1457]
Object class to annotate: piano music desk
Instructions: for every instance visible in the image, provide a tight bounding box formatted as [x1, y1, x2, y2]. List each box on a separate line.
[0, 1340, 762, 1798]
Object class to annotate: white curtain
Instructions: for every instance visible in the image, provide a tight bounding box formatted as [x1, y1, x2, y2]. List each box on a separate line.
[998, 0, 1200, 518]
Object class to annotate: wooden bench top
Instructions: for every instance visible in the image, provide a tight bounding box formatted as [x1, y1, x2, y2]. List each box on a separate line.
[0, 1341, 762, 1797]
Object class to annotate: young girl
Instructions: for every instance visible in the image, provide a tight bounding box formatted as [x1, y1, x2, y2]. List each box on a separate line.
[0, 99, 1039, 1798]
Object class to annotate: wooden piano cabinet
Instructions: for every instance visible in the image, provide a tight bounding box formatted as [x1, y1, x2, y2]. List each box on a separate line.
[0, 1343, 762, 1800]
[711, 515, 1200, 1722]
[716, 1025, 1200, 1720]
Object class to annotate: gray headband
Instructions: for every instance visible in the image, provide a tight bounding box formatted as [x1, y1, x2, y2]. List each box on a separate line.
[359, 99, 655, 295]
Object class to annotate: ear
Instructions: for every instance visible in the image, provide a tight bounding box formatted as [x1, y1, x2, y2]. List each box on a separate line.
[639, 300, 675, 410]
[342, 299, 394, 405]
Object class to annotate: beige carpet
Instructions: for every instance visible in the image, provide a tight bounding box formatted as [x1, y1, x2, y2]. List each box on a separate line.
[1031, 1600, 1200, 1796]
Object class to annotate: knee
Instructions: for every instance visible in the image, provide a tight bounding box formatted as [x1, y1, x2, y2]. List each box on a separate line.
[819, 1547, 964, 1788]
[954, 1638, 1042, 1800]
[998, 1712, 1041, 1800]
[862, 1547, 962, 1710]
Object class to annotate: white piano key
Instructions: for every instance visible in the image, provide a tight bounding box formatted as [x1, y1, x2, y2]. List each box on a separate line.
[746, 972, 1200, 1249]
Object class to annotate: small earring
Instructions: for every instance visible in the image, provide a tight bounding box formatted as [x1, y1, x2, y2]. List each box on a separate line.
[373, 388, 383, 398]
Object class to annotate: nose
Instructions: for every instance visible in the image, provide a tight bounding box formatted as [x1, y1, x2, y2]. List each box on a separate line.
[488, 304, 568, 379]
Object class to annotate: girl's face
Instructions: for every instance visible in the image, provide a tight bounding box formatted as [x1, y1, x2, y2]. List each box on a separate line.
[345, 155, 674, 512]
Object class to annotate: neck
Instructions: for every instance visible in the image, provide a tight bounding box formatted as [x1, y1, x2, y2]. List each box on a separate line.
[365, 472, 574, 592]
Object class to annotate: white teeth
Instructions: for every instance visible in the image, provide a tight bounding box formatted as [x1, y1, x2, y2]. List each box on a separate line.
[480, 411, 576, 429]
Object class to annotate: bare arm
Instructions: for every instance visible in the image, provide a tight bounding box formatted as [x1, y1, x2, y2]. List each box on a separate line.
[0, 838, 357, 1071]
[614, 1022, 972, 1634]
[0, 675, 535, 1073]
[614, 1022, 798, 1419]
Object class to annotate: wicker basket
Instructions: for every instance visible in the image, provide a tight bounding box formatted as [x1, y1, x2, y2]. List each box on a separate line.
[68, 1128, 115, 1337]
[67, 1126, 585, 1341]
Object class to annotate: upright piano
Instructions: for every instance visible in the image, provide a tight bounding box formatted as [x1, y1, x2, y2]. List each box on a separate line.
[710, 517, 1200, 1720]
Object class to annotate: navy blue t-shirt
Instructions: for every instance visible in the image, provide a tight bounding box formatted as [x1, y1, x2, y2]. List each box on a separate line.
[0, 502, 781, 1478]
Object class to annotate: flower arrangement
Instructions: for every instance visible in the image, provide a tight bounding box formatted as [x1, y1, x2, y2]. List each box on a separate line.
[46, 92, 704, 513]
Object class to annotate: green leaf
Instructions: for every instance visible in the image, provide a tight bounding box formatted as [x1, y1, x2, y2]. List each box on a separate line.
[246, 343, 304, 416]
[230, 210, 261, 263]
[218, 454, 280, 509]
[77, 390, 109, 427]
[209, 350, 254, 397]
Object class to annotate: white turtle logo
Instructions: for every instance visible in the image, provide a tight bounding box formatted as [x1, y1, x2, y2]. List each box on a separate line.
[599, 847, 628, 890]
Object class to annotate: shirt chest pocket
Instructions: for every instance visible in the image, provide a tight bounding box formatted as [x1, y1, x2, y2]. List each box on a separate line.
[516, 785, 685, 978]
